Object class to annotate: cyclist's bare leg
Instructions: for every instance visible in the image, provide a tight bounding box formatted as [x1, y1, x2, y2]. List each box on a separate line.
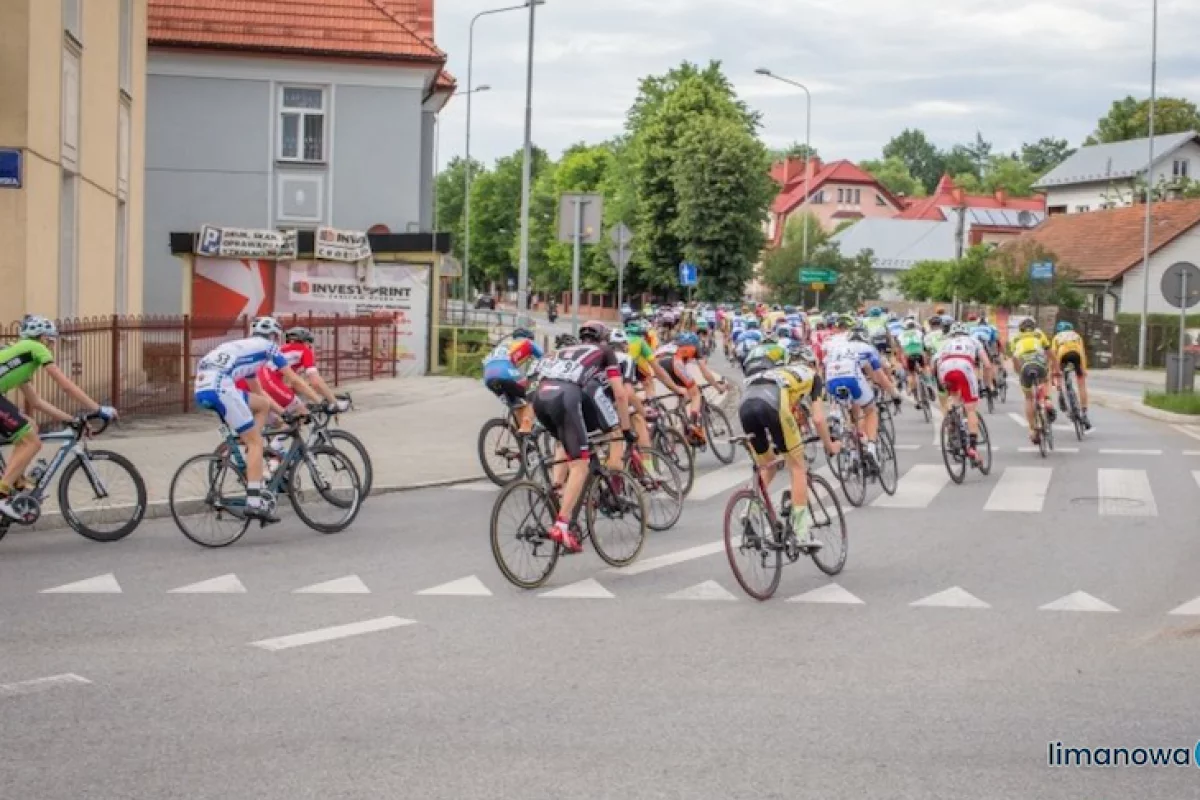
[515, 403, 535, 435]
[558, 457, 589, 524]
[809, 399, 841, 455]
[0, 422, 41, 490]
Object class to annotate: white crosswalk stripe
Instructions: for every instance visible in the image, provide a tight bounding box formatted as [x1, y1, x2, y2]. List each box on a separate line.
[872, 464, 949, 509]
[984, 467, 1052, 513]
[1097, 469, 1158, 516]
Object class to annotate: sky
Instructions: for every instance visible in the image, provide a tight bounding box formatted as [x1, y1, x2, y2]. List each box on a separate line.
[432, 0, 1200, 172]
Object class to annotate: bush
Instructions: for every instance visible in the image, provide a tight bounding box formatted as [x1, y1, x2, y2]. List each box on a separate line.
[437, 327, 490, 377]
[1143, 390, 1200, 415]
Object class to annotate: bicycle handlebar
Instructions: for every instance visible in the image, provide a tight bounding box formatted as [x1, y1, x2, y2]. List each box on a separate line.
[72, 412, 110, 437]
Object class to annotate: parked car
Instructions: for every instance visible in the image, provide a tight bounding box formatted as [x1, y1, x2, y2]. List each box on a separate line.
[475, 294, 497, 310]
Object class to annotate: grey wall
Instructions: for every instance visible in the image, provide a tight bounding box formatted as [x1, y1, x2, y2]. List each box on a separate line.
[331, 85, 423, 233]
[144, 75, 270, 314]
[419, 111, 435, 231]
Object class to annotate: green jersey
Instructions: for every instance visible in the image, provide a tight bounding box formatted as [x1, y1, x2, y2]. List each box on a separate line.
[923, 330, 946, 354]
[863, 316, 888, 335]
[0, 340, 54, 394]
[897, 328, 925, 355]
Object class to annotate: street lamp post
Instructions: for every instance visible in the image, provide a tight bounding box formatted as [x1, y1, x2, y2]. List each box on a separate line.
[463, 2, 541, 306]
[756, 68, 814, 268]
[515, 0, 541, 318]
[434, 86, 488, 234]
[1137, 0, 1159, 370]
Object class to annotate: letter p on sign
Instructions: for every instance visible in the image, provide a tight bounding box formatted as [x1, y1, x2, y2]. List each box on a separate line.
[198, 226, 223, 256]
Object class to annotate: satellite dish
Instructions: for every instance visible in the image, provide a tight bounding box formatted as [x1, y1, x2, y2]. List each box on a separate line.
[1017, 210, 1035, 227]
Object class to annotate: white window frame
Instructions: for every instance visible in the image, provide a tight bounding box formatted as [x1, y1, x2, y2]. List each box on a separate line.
[63, 0, 81, 44]
[62, 43, 81, 170]
[115, 200, 129, 315]
[836, 187, 845, 203]
[119, 0, 133, 95]
[277, 85, 327, 163]
[1174, 159, 1190, 178]
[59, 172, 79, 318]
[853, 188, 862, 205]
[811, 190, 824, 204]
[1075, 205, 1090, 213]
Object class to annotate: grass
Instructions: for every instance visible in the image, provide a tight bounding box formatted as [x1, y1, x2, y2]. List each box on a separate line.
[1143, 390, 1200, 415]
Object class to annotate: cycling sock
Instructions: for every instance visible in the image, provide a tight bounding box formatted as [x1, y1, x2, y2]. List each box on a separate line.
[247, 482, 263, 508]
[791, 506, 811, 537]
[969, 434, 978, 447]
[0, 481, 10, 497]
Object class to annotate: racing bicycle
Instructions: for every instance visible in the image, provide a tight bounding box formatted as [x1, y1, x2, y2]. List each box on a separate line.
[1060, 363, 1086, 441]
[939, 398, 993, 483]
[827, 390, 898, 506]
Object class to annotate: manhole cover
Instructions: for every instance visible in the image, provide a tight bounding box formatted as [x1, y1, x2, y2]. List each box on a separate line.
[1071, 496, 1146, 509]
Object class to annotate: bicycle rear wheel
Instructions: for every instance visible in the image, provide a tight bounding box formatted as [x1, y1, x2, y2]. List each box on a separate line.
[478, 417, 524, 486]
[652, 425, 695, 496]
[635, 449, 685, 531]
[703, 404, 736, 464]
[287, 446, 362, 533]
[836, 433, 868, 507]
[975, 415, 993, 475]
[321, 429, 374, 498]
[490, 480, 560, 589]
[723, 488, 781, 600]
[940, 413, 967, 484]
[877, 435, 898, 495]
[58, 450, 147, 542]
[169, 453, 252, 548]
[807, 473, 848, 576]
[986, 385, 995, 415]
[921, 385, 932, 423]
[585, 469, 647, 567]
[1035, 409, 1048, 458]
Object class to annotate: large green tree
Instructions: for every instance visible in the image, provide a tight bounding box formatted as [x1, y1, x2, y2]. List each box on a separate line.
[433, 156, 484, 261]
[882, 128, 944, 194]
[1021, 137, 1075, 175]
[467, 146, 551, 290]
[1085, 96, 1200, 144]
[770, 142, 819, 161]
[534, 142, 619, 294]
[859, 156, 925, 198]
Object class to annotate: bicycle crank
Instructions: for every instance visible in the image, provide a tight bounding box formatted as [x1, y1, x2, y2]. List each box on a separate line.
[9, 494, 42, 526]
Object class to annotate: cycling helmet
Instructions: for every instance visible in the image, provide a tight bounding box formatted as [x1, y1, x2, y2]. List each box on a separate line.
[609, 329, 628, 346]
[19, 315, 58, 340]
[251, 316, 283, 339]
[1056, 321, 1074, 334]
[813, 318, 827, 330]
[950, 322, 970, 336]
[1018, 318, 1036, 333]
[625, 320, 646, 337]
[578, 320, 610, 343]
[745, 319, 760, 330]
[904, 318, 918, 330]
[849, 326, 868, 342]
[835, 314, 856, 331]
[774, 325, 791, 338]
[554, 333, 578, 349]
[285, 326, 315, 344]
[868, 307, 883, 317]
[512, 327, 535, 340]
[676, 331, 701, 349]
[794, 346, 818, 367]
[783, 305, 795, 314]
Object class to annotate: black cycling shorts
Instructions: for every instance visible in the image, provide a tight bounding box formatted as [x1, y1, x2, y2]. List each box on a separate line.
[485, 376, 529, 409]
[1020, 361, 1048, 390]
[0, 394, 31, 443]
[532, 379, 618, 461]
[738, 384, 802, 457]
[873, 336, 891, 354]
[904, 353, 926, 371]
[1060, 350, 1086, 377]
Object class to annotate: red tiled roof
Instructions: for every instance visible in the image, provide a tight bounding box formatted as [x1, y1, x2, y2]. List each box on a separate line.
[896, 174, 1044, 221]
[1014, 199, 1200, 282]
[771, 159, 902, 215]
[149, 0, 444, 63]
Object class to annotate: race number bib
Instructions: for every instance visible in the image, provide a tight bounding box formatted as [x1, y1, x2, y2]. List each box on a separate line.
[537, 356, 584, 383]
[826, 359, 856, 379]
[198, 351, 233, 372]
[593, 385, 619, 427]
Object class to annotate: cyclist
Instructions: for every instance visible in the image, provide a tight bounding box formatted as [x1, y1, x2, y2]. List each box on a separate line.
[619, 324, 685, 452]
[194, 317, 318, 522]
[742, 336, 788, 377]
[532, 320, 634, 553]
[734, 319, 764, 367]
[1008, 318, 1055, 444]
[1051, 321, 1092, 431]
[897, 317, 930, 407]
[482, 326, 544, 436]
[656, 331, 727, 445]
[863, 307, 895, 369]
[933, 323, 991, 463]
[969, 314, 1001, 399]
[0, 316, 118, 521]
[824, 326, 895, 467]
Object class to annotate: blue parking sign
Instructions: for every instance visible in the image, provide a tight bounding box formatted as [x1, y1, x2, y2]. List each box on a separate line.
[678, 261, 698, 286]
[0, 149, 22, 188]
[1030, 261, 1054, 280]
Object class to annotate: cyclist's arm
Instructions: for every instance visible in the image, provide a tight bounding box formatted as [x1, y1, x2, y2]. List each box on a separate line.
[19, 383, 75, 424]
[43, 363, 104, 415]
[244, 376, 289, 417]
[696, 359, 724, 389]
[298, 369, 339, 404]
[651, 359, 684, 395]
[278, 365, 322, 404]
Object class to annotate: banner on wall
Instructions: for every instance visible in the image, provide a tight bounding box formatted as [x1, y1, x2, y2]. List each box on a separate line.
[315, 227, 373, 263]
[192, 258, 275, 321]
[276, 261, 429, 376]
[196, 224, 298, 260]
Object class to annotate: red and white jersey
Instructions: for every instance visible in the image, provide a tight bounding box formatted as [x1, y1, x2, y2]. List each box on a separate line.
[934, 335, 982, 368]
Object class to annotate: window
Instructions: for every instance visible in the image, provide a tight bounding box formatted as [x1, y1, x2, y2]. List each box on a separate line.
[836, 187, 845, 203]
[115, 201, 129, 314]
[63, 0, 81, 42]
[62, 45, 80, 170]
[811, 190, 824, 204]
[118, 100, 130, 200]
[853, 188, 862, 205]
[1075, 205, 1090, 213]
[278, 86, 326, 162]
[1174, 159, 1190, 178]
[119, 0, 132, 94]
[59, 172, 78, 317]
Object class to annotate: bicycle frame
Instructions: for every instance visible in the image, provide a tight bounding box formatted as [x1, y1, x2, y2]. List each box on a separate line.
[0, 423, 110, 504]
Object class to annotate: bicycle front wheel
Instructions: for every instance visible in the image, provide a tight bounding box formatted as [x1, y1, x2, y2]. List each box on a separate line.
[321, 429, 374, 498]
[976, 416, 993, 475]
[287, 446, 362, 533]
[723, 488, 781, 600]
[704, 404, 736, 464]
[490, 480, 559, 589]
[585, 469, 647, 567]
[636, 448, 685, 531]
[807, 473, 848, 576]
[169, 453, 251, 548]
[58, 450, 147, 542]
[836, 434, 867, 507]
[940, 414, 967, 484]
[877, 435, 898, 495]
[653, 426, 695, 496]
[478, 417, 524, 486]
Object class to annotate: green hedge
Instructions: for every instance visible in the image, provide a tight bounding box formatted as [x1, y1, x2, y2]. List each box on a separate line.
[437, 327, 490, 378]
[1144, 390, 1200, 415]
[1113, 313, 1200, 368]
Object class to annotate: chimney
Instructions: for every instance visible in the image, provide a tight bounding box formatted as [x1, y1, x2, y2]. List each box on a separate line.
[951, 187, 966, 206]
[994, 188, 1008, 206]
[808, 157, 822, 176]
[782, 158, 799, 184]
[416, 0, 434, 40]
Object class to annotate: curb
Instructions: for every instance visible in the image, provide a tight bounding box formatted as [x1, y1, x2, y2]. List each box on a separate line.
[1090, 390, 1200, 425]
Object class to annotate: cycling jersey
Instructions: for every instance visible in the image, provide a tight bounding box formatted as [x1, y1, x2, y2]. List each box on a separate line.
[0, 340, 54, 394]
[740, 365, 818, 458]
[536, 343, 620, 388]
[1009, 331, 1050, 363]
[971, 324, 999, 349]
[234, 341, 318, 406]
[824, 340, 880, 408]
[483, 337, 544, 382]
[934, 336, 984, 403]
[897, 329, 925, 356]
[627, 336, 656, 380]
[195, 338, 288, 433]
[923, 330, 947, 354]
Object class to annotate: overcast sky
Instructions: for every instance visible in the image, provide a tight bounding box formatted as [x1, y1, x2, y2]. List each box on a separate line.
[433, 0, 1200, 171]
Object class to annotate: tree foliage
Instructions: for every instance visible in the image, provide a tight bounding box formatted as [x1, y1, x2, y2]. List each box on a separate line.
[434, 156, 484, 262]
[882, 128, 945, 194]
[898, 243, 1083, 309]
[770, 142, 819, 161]
[1021, 137, 1075, 175]
[859, 156, 925, 198]
[1085, 96, 1200, 145]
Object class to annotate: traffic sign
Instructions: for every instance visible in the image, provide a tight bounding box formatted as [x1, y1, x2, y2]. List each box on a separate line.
[557, 193, 604, 244]
[679, 262, 698, 286]
[811, 282, 825, 292]
[799, 268, 837, 284]
[608, 247, 632, 270]
[610, 222, 633, 248]
[1029, 261, 1055, 281]
[1161, 261, 1200, 309]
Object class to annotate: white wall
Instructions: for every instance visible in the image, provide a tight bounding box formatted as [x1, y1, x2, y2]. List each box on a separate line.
[1044, 141, 1200, 214]
[1118, 224, 1200, 314]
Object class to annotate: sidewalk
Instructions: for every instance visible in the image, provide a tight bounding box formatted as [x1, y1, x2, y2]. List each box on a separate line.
[1092, 367, 1164, 387]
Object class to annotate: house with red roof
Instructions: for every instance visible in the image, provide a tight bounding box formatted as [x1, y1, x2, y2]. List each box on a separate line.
[766, 157, 904, 247]
[895, 174, 1046, 246]
[144, 0, 453, 313]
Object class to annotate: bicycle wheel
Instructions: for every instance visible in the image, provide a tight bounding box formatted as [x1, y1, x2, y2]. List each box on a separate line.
[1035, 408, 1048, 458]
[723, 488, 781, 600]
[653, 426, 695, 496]
[703, 404, 736, 464]
[320, 429, 374, 498]
[287, 446, 362, 533]
[1067, 374, 1084, 441]
[920, 386, 932, 423]
[585, 469, 647, 567]
[477, 417, 524, 486]
[490, 480, 560, 589]
[940, 413, 967, 484]
[836, 433, 868, 507]
[57, 450, 147, 542]
[877, 402, 896, 443]
[877, 435, 898, 495]
[807, 473, 848, 576]
[999, 372, 1008, 403]
[975, 415, 993, 475]
[986, 385, 995, 415]
[169, 453, 252, 548]
[635, 449, 685, 531]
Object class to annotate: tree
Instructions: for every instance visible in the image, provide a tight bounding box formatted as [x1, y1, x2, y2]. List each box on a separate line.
[760, 236, 808, 304]
[1021, 137, 1075, 175]
[940, 145, 976, 182]
[433, 157, 485, 262]
[468, 146, 550, 290]
[771, 142, 819, 161]
[780, 211, 828, 250]
[1085, 96, 1200, 144]
[534, 142, 619, 295]
[882, 129, 944, 194]
[671, 113, 776, 299]
[962, 132, 993, 179]
[983, 156, 1039, 196]
[859, 156, 926, 198]
[987, 240, 1083, 309]
[826, 245, 882, 309]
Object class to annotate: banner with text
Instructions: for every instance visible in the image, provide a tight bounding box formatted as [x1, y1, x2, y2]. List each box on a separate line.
[196, 225, 297, 260]
[315, 227, 373, 263]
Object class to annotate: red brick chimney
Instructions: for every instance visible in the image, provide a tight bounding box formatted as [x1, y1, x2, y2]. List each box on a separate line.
[951, 187, 966, 206]
[994, 188, 1008, 206]
[416, 0, 434, 39]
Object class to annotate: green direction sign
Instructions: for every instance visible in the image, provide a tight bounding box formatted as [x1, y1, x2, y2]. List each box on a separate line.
[799, 268, 837, 284]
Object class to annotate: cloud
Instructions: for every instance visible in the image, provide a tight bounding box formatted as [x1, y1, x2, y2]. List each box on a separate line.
[435, 0, 1200, 169]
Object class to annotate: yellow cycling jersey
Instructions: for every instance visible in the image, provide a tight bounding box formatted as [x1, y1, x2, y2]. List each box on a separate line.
[628, 337, 656, 378]
[746, 365, 816, 408]
[1009, 330, 1050, 360]
[1051, 330, 1085, 357]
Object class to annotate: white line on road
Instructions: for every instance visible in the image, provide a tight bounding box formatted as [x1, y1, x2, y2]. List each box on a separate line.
[1008, 411, 1072, 433]
[416, 575, 492, 597]
[872, 464, 950, 509]
[1184, 451, 1200, 456]
[1017, 446, 1079, 453]
[984, 467, 1053, 513]
[0, 673, 92, 699]
[41, 574, 122, 594]
[787, 583, 865, 605]
[665, 580, 738, 601]
[1168, 595, 1200, 616]
[168, 574, 246, 594]
[1171, 424, 1200, 442]
[688, 463, 748, 502]
[893, 443, 922, 451]
[1193, 471, 1200, 489]
[1098, 449, 1162, 456]
[604, 541, 725, 576]
[449, 481, 498, 492]
[911, 586, 991, 609]
[294, 575, 371, 594]
[250, 616, 416, 651]
[539, 578, 614, 599]
[1097, 469, 1158, 517]
[1039, 591, 1119, 613]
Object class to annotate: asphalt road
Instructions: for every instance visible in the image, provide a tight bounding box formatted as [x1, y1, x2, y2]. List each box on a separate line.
[5, 376, 1200, 798]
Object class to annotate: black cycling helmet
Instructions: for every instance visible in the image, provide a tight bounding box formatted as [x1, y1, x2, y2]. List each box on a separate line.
[285, 326, 315, 344]
[512, 327, 535, 340]
[1018, 317, 1036, 332]
[554, 333, 578, 349]
[578, 320, 610, 343]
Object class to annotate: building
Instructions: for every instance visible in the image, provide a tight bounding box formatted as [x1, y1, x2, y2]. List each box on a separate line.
[895, 174, 1044, 229]
[830, 218, 958, 300]
[1032, 131, 1200, 215]
[766, 157, 904, 246]
[144, 0, 451, 314]
[0, 0, 147, 323]
[1012, 198, 1200, 319]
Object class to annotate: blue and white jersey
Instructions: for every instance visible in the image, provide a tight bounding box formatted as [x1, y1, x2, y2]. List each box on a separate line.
[887, 320, 904, 339]
[704, 309, 717, 325]
[825, 338, 881, 373]
[731, 315, 746, 331]
[197, 337, 288, 381]
[971, 323, 999, 348]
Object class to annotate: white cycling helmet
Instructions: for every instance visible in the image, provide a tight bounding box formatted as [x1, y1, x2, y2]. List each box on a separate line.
[19, 315, 58, 340]
[251, 316, 283, 339]
[950, 322, 970, 336]
[608, 329, 628, 346]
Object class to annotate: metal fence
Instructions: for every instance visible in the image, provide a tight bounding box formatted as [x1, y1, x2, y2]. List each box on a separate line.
[1, 314, 397, 419]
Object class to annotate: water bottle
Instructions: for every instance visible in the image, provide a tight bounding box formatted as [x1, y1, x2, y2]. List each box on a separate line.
[27, 458, 49, 484]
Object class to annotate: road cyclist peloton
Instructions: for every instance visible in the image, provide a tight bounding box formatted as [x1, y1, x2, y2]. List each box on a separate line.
[0, 315, 119, 521]
[896, 316, 931, 407]
[193, 316, 322, 523]
[1007, 317, 1057, 445]
[482, 325, 544, 437]
[968, 312, 1002, 399]
[654, 331, 727, 445]
[931, 322, 993, 464]
[822, 317, 901, 469]
[1051, 320, 1093, 431]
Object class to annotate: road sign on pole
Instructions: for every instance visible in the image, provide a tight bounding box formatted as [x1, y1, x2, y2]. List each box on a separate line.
[679, 261, 698, 287]
[609, 222, 633, 307]
[559, 194, 603, 334]
[799, 268, 837, 284]
[1161, 261, 1200, 393]
[1029, 261, 1055, 281]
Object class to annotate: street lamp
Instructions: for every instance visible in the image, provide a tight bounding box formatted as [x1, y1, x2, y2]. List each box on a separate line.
[515, 0, 545, 319]
[1137, 0, 1159, 370]
[463, 1, 543, 306]
[755, 67, 814, 269]
[434, 86, 489, 233]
